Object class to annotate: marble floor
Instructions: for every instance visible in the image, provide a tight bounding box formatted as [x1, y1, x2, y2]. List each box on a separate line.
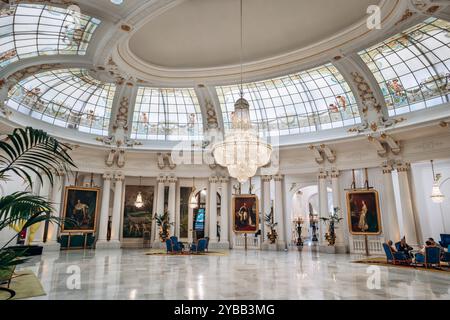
[17, 247, 450, 300]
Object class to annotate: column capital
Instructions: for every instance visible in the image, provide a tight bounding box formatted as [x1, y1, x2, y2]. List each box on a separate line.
[167, 176, 178, 184]
[273, 174, 283, 182]
[261, 175, 272, 182]
[103, 172, 113, 180]
[114, 172, 125, 181]
[318, 169, 328, 180]
[381, 162, 394, 174]
[157, 175, 167, 183]
[219, 176, 229, 183]
[396, 161, 410, 172]
[209, 176, 219, 183]
[330, 168, 340, 179]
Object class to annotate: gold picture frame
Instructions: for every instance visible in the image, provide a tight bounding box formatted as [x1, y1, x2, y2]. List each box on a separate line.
[61, 186, 100, 233]
[346, 190, 382, 235]
[232, 194, 259, 234]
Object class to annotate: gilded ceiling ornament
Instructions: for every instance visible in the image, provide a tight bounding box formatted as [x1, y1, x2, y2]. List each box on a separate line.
[204, 99, 219, 129]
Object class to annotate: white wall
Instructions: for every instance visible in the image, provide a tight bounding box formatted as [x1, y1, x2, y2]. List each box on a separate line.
[410, 160, 450, 243]
[0, 173, 31, 247]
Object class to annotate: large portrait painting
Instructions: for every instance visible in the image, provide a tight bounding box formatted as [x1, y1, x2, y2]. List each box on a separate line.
[346, 190, 382, 235]
[62, 187, 100, 233]
[233, 194, 259, 234]
[123, 185, 154, 238]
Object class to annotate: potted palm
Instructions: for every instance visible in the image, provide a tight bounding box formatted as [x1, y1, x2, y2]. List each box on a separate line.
[264, 210, 278, 244]
[154, 212, 172, 242]
[320, 207, 343, 246]
[0, 127, 75, 299]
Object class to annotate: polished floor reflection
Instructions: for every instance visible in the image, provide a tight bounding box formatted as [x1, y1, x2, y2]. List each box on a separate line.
[18, 247, 450, 300]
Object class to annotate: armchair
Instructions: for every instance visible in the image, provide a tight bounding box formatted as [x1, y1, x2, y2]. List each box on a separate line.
[382, 243, 411, 265]
[414, 247, 441, 268]
[190, 238, 207, 254]
[439, 234, 450, 248]
[170, 236, 184, 251]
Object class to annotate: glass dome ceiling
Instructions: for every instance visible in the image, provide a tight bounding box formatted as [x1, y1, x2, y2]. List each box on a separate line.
[1, 7, 449, 145]
[0, 3, 100, 68]
[216, 64, 360, 136]
[359, 18, 450, 116]
[131, 87, 203, 141]
[7, 68, 116, 136]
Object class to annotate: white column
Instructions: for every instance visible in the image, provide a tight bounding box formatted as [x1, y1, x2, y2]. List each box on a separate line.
[108, 172, 124, 248]
[31, 175, 51, 245]
[261, 175, 272, 244]
[96, 173, 113, 247]
[396, 162, 420, 246]
[219, 177, 229, 246]
[153, 176, 166, 244]
[188, 204, 194, 244]
[382, 163, 400, 242]
[318, 169, 328, 247]
[209, 176, 218, 243]
[330, 169, 346, 253]
[45, 171, 65, 250]
[167, 176, 177, 236]
[273, 174, 285, 250]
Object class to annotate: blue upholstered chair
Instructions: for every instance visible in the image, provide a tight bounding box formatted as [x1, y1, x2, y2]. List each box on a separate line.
[395, 242, 402, 252]
[190, 238, 207, 254]
[166, 239, 174, 253]
[204, 237, 210, 252]
[439, 234, 450, 248]
[382, 243, 411, 265]
[414, 247, 442, 268]
[170, 236, 184, 251]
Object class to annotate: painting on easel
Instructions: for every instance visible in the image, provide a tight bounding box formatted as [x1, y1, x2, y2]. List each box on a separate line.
[346, 190, 382, 235]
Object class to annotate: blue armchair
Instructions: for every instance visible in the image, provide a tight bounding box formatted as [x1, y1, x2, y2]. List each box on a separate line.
[414, 247, 441, 268]
[383, 243, 411, 265]
[166, 238, 182, 254]
[190, 238, 207, 254]
[439, 234, 450, 248]
[170, 236, 184, 251]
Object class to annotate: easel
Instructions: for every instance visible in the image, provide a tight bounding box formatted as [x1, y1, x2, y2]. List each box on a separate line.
[345, 168, 373, 257]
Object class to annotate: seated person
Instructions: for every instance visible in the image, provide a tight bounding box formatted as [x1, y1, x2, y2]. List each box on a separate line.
[397, 237, 414, 258]
[387, 240, 397, 252]
[415, 240, 435, 262]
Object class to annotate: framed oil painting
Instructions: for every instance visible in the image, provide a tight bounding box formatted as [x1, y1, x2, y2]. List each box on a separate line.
[123, 185, 154, 238]
[232, 194, 259, 234]
[62, 187, 100, 233]
[346, 190, 382, 235]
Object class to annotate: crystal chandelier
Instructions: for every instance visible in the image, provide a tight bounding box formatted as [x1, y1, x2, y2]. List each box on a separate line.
[430, 160, 445, 204]
[212, 0, 272, 183]
[135, 176, 144, 208]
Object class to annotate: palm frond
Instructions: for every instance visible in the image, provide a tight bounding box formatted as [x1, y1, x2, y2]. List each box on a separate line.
[0, 127, 76, 188]
[0, 192, 52, 230]
[0, 249, 28, 270]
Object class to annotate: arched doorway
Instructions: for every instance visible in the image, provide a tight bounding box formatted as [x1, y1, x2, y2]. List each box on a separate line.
[290, 185, 333, 245]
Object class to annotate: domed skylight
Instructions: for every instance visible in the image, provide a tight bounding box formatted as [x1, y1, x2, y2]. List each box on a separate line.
[7, 69, 115, 136]
[0, 3, 100, 68]
[216, 63, 360, 136]
[131, 87, 203, 141]
[359, 18, 450, 116]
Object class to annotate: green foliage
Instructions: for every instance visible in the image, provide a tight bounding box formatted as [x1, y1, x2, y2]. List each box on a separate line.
[0, 127, 76, 273]
[264, 212, 278, 230]
[0, 127, 75, 188]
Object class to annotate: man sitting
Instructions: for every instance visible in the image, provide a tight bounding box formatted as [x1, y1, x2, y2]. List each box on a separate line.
[397, 237, 414, 258]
